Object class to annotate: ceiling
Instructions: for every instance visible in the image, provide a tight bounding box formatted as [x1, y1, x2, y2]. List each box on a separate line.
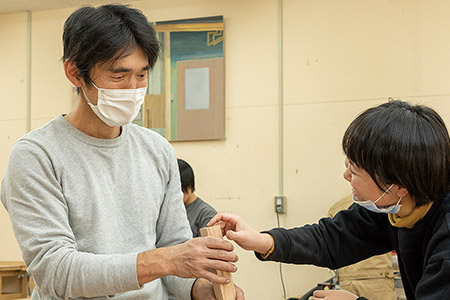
[0, 0, 140, 14]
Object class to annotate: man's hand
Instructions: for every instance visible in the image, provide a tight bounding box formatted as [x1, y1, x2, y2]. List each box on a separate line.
[137, 237, 238, 285]
[191, 278, 245, 300]
[167, 237, 238, 284]
[208, 213, 273, 254]
[309, 290, 358, 300]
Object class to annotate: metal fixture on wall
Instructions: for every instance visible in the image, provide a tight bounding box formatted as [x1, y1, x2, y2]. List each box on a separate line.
[278, 0, 284, 200]
[277, 1, 287, 299]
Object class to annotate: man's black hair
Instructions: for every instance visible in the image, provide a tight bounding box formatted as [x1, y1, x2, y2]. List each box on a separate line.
[62, 4, 159, 84]
[177, 159, 195, 193]
[343, 99, 450, 205]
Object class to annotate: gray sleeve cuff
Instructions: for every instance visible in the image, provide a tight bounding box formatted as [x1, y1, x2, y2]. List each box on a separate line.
[163, 276, 196, 300]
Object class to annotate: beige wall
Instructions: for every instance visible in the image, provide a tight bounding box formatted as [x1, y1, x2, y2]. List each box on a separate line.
[0, 12, 28, 261]
[31, 9, 74, 129]
[1, 0, 450, 299]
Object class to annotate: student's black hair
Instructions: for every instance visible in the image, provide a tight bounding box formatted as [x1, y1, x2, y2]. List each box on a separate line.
[62, 4, 159, 85]
[343, 99, 450, 206]
[177, 159, 195, 193]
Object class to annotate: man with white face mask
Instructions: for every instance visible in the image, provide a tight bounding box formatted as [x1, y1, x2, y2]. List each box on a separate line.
[208, 100, 450, 300]
[1, 4, 243, 300]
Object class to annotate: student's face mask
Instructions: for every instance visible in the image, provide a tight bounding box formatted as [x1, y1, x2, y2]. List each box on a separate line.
[81, 82, 147, 127]
[353, 184, 403, 214]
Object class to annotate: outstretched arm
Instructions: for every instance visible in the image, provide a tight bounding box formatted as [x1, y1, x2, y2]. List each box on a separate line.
[210, 207, 393, 270]
[208, 213, 274, 255]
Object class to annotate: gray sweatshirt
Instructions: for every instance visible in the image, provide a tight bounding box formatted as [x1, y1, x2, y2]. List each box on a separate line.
[1, 115, 195, 299]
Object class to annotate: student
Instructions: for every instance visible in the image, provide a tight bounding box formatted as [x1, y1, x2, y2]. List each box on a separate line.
[178, 159, 217, 238]
[209, 100, 450, 300]
[1, 4, 243, 300]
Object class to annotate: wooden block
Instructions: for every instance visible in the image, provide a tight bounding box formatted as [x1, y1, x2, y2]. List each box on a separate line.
[200, 225, 236, 300]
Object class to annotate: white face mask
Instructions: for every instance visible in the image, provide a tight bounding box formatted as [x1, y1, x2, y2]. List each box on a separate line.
[353, 184, 403, 214]
[81, 82, 147, 127]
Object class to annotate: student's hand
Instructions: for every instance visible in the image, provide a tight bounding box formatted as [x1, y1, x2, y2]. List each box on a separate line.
[208, 213, 274, 255]
[191, 278, 245, 300]
[309, 290, 358, 300]
[167, 237, 239, 284]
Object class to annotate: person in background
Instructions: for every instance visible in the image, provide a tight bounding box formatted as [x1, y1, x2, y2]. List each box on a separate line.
[178, 159, 217, 238]
[209, 100, 450, 300]
[1, 4, 243, 300]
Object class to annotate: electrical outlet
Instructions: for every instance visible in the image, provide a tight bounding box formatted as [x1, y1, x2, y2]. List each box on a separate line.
[274, 196, 286, 214]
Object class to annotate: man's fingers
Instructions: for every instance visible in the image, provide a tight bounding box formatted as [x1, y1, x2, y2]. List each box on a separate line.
[203, 236, 235, 252]
[210, 249, 239, 263]
[204, 248, 238, 264]
[201, 269, 232, 284]
[205, 259, 237, 273]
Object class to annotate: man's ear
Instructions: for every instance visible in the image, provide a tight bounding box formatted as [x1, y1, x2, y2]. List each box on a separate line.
[396, 186, 409, 198]
[64, 60, 82, 87]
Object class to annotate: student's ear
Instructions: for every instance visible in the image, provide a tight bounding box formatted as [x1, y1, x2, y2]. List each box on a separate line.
[64, 59, 82, 88]
[396, 186, 409, 198]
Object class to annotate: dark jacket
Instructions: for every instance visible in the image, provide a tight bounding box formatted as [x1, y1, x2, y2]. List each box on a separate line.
[257, 192, 450, 299]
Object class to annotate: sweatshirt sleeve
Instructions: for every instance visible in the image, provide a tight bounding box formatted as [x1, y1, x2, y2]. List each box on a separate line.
[1, 140, 141, 299]
[256, 204, 393, 269]
[155, 144, 195, 299]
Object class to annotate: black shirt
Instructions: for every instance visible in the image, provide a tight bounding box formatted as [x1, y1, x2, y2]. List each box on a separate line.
[258, 192, 450, 299]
